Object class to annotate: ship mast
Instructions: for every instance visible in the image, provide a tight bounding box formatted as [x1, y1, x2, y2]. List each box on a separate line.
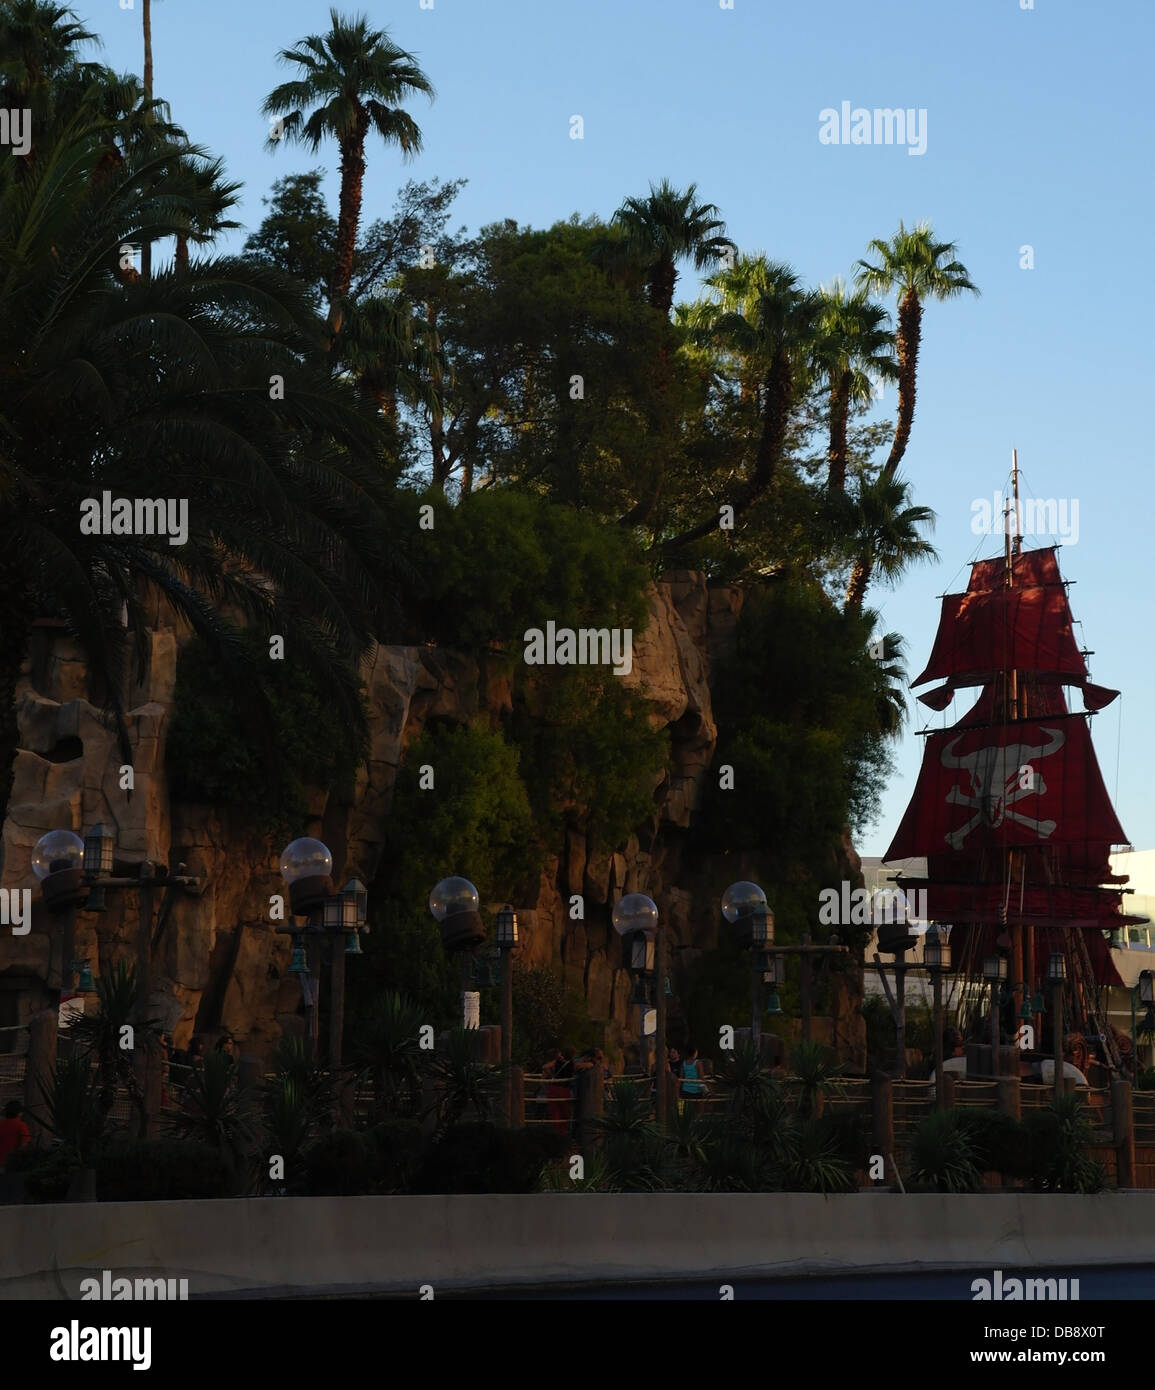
[1003, 452, 1026, 1058]
[1009, 451, 1039, 1047]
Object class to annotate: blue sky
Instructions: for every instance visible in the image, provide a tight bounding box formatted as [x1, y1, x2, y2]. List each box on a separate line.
[88, 0, 1155, 855]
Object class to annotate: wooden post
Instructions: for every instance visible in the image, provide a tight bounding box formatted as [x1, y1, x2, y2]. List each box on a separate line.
[991, 981, 1001, 1079]
[133, 867, 158, 1138]
[574, 1064, 604, 1156]
[871, 1072, 894, 1165]
[800, 933, 812, 1043]
[1112, 1078, 1135, 1188]
[23, 1007, 57, 1144]
[895, 962, 907, 1081]
[328, 932, 344, 1068]
[508, 1063, 524, 1129]
[1052, 980, 1064, 1105]
[655, 929, 669, 1129]
[997, 1074, 1020, 1121]
[328, 936, 354, 1127]
[501, 945, 514, 1124]
[750, 963, 761, 1046]
[933, 967, 945, 1111]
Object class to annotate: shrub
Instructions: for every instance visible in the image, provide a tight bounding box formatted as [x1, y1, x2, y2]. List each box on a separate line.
[954, 1108, 1031, 1179]
[1020, 1096, 1106, 1193]
[368, 1119, 426, 1192]
[909, 1111, 982, 1193]
[18, 1145, 82, 1202]
[409, 1122, 567, 1194]
[97, 1139, 231, 1201]
[302, 1129, 378, 1196]
[166, 633, 365, 834]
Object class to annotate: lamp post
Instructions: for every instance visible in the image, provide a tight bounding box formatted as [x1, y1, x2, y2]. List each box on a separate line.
[278, 840, 367, 1077]
[924, 925, 952, 1110]
[497, 905, 519, 1122]
[760, 952, 783, 1017]
[279, 838, 334, 1054]
[613, 893, 665, 1127]
[983, 954, 1008, 1079]
[870, 889, 919, 1078]
[1047, 952, 1067, 1103]
[429, 876, 486, 1031]
[722, 882, 773, 1047]
[30, 825, 203, 1138]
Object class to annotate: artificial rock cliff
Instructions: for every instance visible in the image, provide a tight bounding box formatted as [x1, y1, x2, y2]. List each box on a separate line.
[0, 573, 865, 1067]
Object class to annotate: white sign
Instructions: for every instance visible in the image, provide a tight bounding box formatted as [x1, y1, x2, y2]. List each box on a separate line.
[463, 991, 480, 1030]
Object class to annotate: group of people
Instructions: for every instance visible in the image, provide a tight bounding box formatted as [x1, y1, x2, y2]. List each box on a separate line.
[659, 1045, 709, 1104]
[541, 1046, 610, 1133]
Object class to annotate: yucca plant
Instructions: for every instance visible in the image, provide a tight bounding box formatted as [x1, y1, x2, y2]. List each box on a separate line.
[788, 1040, 844, 1120]
[537, 1152, 616, 1193]
[259, 1078, 314, 1193]
[1022, 1094, 1106, 1194]
[425, 1028, 506, 1133]
[775, 1117, 856, 1193]
[351, 990, 426, 1120]
[163, 1051, 256, 1188]
[68, 962, 158, 1129]
[909, 1110, 982, 1193]
[593, 1078, 673, 1191]
[37, 1053, 105, 1166]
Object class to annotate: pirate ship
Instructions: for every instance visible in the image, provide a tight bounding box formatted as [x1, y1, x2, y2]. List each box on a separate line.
[883, 455, 1146, 1075]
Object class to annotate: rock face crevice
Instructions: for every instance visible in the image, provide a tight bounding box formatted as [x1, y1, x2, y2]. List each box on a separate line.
[0, 573, 865, 1065]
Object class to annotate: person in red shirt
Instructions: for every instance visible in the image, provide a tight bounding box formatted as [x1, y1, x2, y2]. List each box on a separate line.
[0, 1100, 31, 1165]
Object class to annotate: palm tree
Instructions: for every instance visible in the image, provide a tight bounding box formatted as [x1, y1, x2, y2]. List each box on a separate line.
[340, 287, 440, 423]
[608, 180, 734, 317]
[142, 0, 153, 100]
[0, 101, 401, 842]
[842, 474, 937, 612]
[855, 221, 979, 481]
[662, 259, 820, 553]
[262, 8, 435, 341]
[810, 279, 896, 492]
[171, 153, 242, 271]
[0, 1, 102, 117]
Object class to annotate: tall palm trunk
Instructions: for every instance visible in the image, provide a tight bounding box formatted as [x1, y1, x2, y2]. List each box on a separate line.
[141, 0, 154, 282]
[0, 555, 32, 877]
[329, 117, 369, 341]
[648, 254, 676, 317]
[659, 349, 792, 552]
[882, 289, 922, 480]
[845, 557, 869, 612]
[175, 232, 189, 272]
[826, 370, 852, 492]
[143, 0, 153, 100]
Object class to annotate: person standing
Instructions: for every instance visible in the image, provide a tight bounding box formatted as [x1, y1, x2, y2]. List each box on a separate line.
[680, 1044, 707, 1105]
[0, 1101, 31, 1166]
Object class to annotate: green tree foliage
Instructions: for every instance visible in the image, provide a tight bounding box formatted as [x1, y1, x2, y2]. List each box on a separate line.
[411, 488, 651, 649]
[166, 633, 366, 834]
[702, 579, 898, 943]
[349, 723, 541, 1025]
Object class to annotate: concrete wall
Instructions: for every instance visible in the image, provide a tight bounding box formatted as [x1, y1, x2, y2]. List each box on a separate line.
[4, 1192, 1155, 1298]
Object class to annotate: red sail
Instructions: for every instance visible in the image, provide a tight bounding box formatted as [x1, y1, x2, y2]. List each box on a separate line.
[912, 586, 1086, 687]
[885, 714, 1125, 860]
[967, 546, 1065, 592]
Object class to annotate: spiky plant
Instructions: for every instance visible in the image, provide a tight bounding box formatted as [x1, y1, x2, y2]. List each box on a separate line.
[909, 1110, 982, 1193]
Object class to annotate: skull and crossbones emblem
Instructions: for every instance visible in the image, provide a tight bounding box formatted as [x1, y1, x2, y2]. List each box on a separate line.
[941, 727, 1065, 849]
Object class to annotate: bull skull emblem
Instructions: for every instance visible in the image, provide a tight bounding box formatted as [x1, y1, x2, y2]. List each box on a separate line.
[941, 727, 1065, 849]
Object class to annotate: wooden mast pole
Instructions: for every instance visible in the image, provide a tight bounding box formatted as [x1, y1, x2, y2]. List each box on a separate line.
[1010, 451, 1034, 1054]
[1003, 453, 1025, 1067]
